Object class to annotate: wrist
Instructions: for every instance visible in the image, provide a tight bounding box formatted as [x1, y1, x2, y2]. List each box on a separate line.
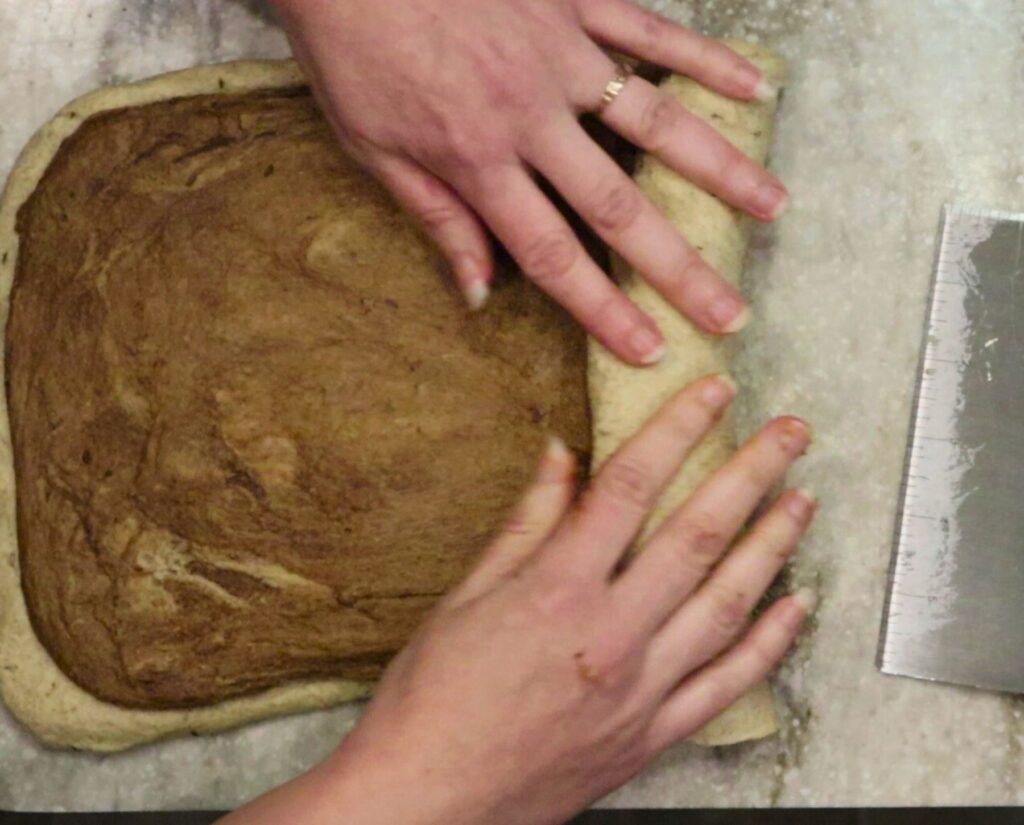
[319, 732, 495, 825]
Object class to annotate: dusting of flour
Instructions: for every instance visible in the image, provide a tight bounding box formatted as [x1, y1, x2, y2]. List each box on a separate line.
[3, 0, 1024, 811]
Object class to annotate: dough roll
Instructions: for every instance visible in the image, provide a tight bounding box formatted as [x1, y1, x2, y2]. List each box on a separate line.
[588, 41, 789, 746]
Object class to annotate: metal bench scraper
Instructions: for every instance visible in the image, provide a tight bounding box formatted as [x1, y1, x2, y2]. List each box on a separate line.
[879, 204, 1024, 693]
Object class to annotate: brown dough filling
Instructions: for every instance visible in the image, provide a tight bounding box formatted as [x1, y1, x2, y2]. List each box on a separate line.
[7, 87, 590, 709]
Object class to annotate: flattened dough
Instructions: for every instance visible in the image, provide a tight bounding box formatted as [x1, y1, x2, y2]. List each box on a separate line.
[588, 41, 789, 746]
[2, 60, 589, 750]
[0, 43, 787, 753]
[7, 75, 589, 710]
[0, 61, 375, 753]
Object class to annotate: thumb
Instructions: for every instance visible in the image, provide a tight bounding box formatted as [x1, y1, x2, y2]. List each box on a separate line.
[448, 437, 578, 607]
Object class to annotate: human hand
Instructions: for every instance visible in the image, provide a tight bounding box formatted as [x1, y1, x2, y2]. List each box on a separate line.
[270, 0, 787, 365]
[226, 376, 815, 825]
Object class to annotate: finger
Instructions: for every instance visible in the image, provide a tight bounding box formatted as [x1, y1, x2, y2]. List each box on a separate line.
[644, 489, 815, 689]
[645, 590, 814, 754]
[598, 75, 787, 223]
[613, 416, 811, 639]
[577, 0, 775, 102]
[457, 165, 664, 365]
[450, 437, 577, 606]
[538, 375, 735, 578]
[370, 153, 495, 309]
[526, 119, 750, 334]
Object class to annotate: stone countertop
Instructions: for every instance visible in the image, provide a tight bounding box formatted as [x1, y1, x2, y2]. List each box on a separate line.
[3, 0, 1024, 812]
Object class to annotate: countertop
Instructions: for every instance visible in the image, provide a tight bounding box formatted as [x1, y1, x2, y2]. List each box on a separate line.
[3, 0, 1024, 812]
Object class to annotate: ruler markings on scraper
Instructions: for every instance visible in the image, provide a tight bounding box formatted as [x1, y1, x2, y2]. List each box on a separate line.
[879, 204, 1024, 694]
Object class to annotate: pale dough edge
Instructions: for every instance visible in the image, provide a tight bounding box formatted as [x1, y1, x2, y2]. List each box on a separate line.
[0, 59, 372, 754]
[588, 41, 789, 747]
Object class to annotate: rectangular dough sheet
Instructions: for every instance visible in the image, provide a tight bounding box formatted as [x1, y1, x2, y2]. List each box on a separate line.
[0, 42, 787, 753]
[0, 60, 373, 753]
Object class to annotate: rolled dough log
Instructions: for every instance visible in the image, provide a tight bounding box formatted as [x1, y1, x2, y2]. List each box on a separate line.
[588, 41, 789, 747]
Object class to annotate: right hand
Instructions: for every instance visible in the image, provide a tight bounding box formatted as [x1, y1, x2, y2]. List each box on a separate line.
[225, 375, 815, 825]
[271, 0, 787, 365]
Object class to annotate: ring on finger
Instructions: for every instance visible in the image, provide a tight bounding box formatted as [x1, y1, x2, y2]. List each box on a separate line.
[595, 60, 635, 115]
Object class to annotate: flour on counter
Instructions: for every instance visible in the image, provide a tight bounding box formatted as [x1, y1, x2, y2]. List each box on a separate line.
[3, 0, 1024, 811]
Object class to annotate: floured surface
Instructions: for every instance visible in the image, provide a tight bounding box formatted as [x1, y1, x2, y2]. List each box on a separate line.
[4, 0, 1024, 812]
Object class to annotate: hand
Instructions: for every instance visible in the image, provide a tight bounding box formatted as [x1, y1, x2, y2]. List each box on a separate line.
[226, 376, 815, 825]
[271, 0, 788, 365]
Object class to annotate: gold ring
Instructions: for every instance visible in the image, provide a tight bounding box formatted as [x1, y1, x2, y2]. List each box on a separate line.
[595, 61, 634, 115]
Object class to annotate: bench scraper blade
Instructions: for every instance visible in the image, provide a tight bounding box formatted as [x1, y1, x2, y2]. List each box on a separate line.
[879, 204, 1024, 694]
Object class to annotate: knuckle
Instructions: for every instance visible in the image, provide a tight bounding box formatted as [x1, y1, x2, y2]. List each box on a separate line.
[521, 233, 579, 288]
[592, 292, 628, 335]
[674, 513, 726, 575]
[471, 45, 536, 111]
[746, 633, 782, 671]
[705, 582, 751, 639]
[502, 511, 534, 536]
[664, 401, 714, 443]
[728, 51, 753, 77]
[597, 457, 656, 511]
[441, 133, 492, 171]
[714, 146, 749, 189]
[530, 576, 584, 621]
[638, 95, 680, 150]
[411, 169, 452, 201]
[739, 457, 778, 492]
[415, 203, 460, 231]
[589, 180, 644, 234]
[767, 518, 801, 561]
[640, 10, 670, 52]
[482, 71, 529, 111]
[692, 35, 718, 67]
[421, 117, 501, 175]
[677, 245, 707, 283]
[600, 631, 638, 676]
[697, 672, 731, 715]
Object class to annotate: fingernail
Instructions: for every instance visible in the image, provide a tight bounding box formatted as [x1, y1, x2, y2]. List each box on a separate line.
[538, 435, 572, 482]
[701, 373, 737, 406]
[753, 183, 788, 221]
[793, 587, 819, 615]
[786, 488, 817, 521]
[711, 298, 751, 334]
[754, 78, 779, 103]
[464, 278, 489, 311]
[641, 343, 666, 365]
[778, 417, 812, 453]
[632, 326, 666, 365]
